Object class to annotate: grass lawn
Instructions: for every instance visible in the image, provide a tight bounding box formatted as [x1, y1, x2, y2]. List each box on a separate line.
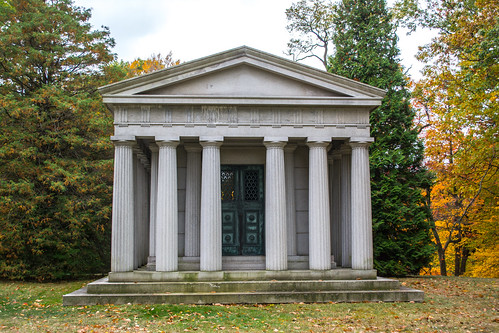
[0, 276, 497, 332]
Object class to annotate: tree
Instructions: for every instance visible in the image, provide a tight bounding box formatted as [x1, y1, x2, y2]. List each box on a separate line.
[285, 0, 335, 69]
[329, 0, 434, 276]
[103, 52, 180, 85]
[126, 52, 180, 78]
[0, 0, 115, 280]
[398, 0, 499, 277]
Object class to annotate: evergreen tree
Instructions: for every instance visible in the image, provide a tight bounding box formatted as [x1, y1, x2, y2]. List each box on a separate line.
[329, 0, 434, 276]
[0, 0, 115, 280]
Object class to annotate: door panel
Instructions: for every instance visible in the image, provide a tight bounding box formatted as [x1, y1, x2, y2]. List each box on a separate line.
[221, 165, 264, 256]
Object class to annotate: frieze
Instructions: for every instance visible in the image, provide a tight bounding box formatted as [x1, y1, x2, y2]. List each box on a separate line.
[114, 105, 370, 127]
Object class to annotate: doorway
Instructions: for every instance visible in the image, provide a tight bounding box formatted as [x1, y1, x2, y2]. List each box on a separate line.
[221, 165, 265, 256]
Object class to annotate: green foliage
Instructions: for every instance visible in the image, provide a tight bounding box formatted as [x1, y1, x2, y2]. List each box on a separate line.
[0, 0, 115, 280]
[329, 0, 434, 276]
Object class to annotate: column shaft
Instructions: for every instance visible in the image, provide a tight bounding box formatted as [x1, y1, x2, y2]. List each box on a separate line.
[328, 154, 340, 265]
[341, 145, 352, 267]
[331, 152, 342, 265]
[200, 139, 223, 271]
[308, 141, 331, 270]
[111, 140, 135, 272]
[351, 141, 374, 270]
[284, 144, 297, 256]
[184, 145, 202, 257]
[133, 154, 139, 269]
[156, 140, 179, 271]
[265, 140, 288, 270]
[148, 146, 159, 264]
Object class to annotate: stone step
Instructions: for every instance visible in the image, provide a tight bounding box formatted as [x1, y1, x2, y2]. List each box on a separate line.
[108, 268, 378, 282]
[63, 286, 424, 306]
[86, 277, 400, 294]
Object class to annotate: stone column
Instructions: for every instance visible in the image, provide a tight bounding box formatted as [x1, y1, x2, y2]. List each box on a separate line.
[350, 138, 374, 270]
[110, 138, 135, 272]
[340, 144, 352, 268]
[307, 139, 331, 270]
[133, 153, 139, 269]
[155, 139, 179, 272]
[200, 137, 223, 271]
[148, 145, 159, 265]
[284, 144, 297, 257]
[328, 153, 338, 265]
[264, 138, 288, 270]
[133, 151, 150, 269]
[184, 144, 202, 257]
[331, 151, 342, 265]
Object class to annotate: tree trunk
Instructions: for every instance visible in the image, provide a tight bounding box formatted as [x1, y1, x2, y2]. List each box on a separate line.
[454, 247, 470, 276]
[438, 246, 447, 276]
[431, 222, 447, 276]
[461, 248, 470, 274]
[454, 247, 462, 276]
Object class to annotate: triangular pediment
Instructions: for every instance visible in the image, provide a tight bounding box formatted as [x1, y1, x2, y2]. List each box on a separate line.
[100, 46, 385, 106]
[140, 64, 347, 98]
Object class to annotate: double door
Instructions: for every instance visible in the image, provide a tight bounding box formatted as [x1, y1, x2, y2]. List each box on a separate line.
[221, 165, 264, 256]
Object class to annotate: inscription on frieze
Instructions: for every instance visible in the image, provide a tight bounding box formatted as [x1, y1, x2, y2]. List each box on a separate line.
[201, 106, 238, 124]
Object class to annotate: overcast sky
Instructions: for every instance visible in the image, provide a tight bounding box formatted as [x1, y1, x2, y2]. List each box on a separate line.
[73, 0, 432, 79]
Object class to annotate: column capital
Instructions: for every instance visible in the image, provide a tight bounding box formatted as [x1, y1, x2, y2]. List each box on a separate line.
[156, 136, 179, 145]
[340, 144, 352, 154]
[149, 144, 159, 153]
[307, 141, 329, 148]
[200, 140, 223, 148]
[331, 150, 342, 160]
[264, 141, 287, 149]
[284, 143, 297, 153]
[349, 141, 373, 149]
[307, 137, 330, 148]
[349, 137, 374, 145]
[156, 140, 179, 148]
[184, 144, 202, 153]
[111, 136, 135, 146]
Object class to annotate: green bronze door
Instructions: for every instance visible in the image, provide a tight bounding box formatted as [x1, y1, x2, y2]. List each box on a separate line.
[221, 165, 265, 256]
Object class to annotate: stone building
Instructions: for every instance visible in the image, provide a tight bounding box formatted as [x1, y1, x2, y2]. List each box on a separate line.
[64, 47, 423, 304]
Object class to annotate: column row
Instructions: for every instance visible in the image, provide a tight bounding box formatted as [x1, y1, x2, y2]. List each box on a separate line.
[110, 137, 374, 273]
[329, 139, 374, 270]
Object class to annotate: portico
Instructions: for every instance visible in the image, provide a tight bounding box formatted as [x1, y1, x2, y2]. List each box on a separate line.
[104, 46, 382, 279]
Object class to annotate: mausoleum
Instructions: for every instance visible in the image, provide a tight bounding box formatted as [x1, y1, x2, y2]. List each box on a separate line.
[64, 47, 423, 304]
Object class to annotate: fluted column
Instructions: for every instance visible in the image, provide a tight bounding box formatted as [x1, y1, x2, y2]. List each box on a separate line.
[331, 151, 342, 265]
[148, 146, 159, 265]
[111, 138, 135, 272]
[284, 144, 297, 257]
[155, 139, 179, 272]
[133, 153, 139, 269]
[184, 144, 202, 257]
[133, 152, 150, 269]
[200, 137, 223, 271]
[307, 139, 331, 270]
[350, 138, 374, 270]
[264, 138, 288, 270]
[340, 144, 352, 267]
[327, 153, 338, 265]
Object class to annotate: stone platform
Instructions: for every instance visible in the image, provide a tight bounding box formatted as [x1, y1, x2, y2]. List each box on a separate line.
[63, 270, 424, 305]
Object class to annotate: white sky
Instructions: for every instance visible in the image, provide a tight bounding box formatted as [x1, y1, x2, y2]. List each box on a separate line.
[73, 0, 432, 79]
